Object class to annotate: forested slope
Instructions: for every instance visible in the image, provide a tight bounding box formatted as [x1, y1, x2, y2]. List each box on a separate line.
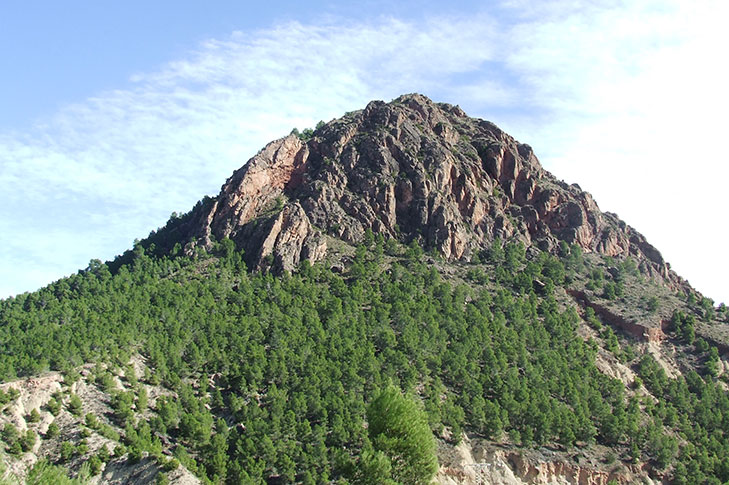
[1, 235, 728, 483]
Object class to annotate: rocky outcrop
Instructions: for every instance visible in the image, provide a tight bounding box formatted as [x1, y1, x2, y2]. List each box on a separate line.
[569, 289, 666, 342]
[504, 451, 644, 485]
[182, 135, 326, 272]
[100, 456, 200, 485]
[436, 437, 652, 485]
[160, 93, 682, 284]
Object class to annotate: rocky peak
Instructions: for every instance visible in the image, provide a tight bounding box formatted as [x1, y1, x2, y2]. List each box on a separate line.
[167, 93, 679, 285]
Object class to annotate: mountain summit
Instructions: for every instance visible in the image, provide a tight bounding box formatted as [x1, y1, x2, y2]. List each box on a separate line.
[155, 94, 678, 287]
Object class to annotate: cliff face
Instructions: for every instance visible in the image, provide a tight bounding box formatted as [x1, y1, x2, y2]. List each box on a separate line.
[435, 438, 655, 485]
[168, 93, 678, 284]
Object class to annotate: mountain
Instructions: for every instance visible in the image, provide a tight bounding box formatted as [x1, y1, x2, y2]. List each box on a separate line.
[1, 94, 728, 485]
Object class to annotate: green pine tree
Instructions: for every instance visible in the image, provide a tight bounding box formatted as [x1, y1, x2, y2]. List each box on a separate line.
[366, 384, 438, 485]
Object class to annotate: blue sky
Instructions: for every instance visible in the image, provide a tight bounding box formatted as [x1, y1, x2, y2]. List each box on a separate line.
[1, 1, 305, 128]
[1, 0, 727, 302]
[0, 0, 492, 128]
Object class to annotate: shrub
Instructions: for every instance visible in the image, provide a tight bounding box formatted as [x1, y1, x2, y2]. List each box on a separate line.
[45, 421, 60, 438]
[60, 441, 75, 462]
[26, 408, 41, 423]
[647, 296, 659, 313]
[68, 393, 83, 416]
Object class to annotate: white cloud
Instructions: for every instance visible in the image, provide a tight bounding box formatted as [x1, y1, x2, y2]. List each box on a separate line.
[1, 3, 727, 302]
[493, 0, 729, 301]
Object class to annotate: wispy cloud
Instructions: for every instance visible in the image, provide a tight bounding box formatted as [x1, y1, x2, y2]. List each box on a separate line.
[1, 2, 727, 301]
[0, 14, 501, 298]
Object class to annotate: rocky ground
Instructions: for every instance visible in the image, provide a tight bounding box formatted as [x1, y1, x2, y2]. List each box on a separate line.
[0, 360, 198, 484]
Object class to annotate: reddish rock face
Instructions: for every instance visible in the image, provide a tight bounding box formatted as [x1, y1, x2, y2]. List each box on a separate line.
[167, 93, 681, 284]
[184, 135, 325, 272]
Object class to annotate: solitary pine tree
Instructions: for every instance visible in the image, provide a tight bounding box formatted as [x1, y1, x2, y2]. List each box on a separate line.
[366, 384, 438, 485]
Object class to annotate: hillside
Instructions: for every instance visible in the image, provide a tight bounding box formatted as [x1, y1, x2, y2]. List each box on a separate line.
[1, 94, 728, 484]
